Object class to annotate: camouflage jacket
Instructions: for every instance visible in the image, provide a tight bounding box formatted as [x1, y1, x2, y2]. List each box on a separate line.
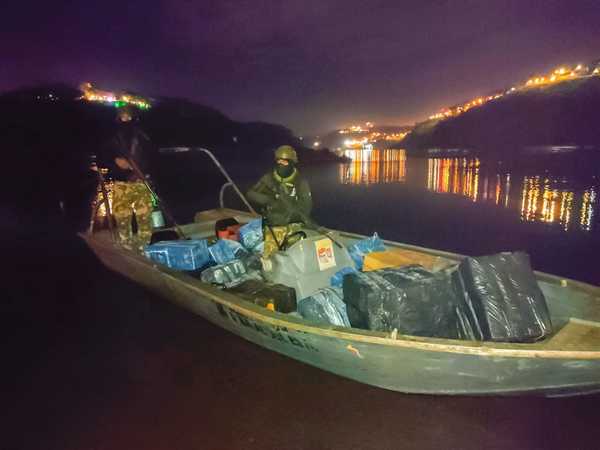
[247, 169, 312, 226]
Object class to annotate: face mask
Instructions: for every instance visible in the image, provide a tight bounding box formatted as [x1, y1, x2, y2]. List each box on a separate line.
[276, 162, 294, 178]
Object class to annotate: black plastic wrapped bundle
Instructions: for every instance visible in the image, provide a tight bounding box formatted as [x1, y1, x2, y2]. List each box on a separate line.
[227, 279, 297, 313]
[200, 259, 263, 288]
[458, 252, 552, 342]
[345, 303, 369, 329]
[343, 266, 481, 340]
[343, 266, 432, 311]
[297, 287, 351, 327]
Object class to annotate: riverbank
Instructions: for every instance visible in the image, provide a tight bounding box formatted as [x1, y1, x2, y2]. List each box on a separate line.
[403, 77, 600, 154]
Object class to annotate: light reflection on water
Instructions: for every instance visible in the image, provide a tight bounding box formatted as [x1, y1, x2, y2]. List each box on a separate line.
[339, 149, 598, 232]
[427, 158, 485, 202]
[339, 148, 406, 184]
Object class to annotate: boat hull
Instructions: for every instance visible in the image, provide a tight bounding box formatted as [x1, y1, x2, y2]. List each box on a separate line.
[83, 233, 600, 397]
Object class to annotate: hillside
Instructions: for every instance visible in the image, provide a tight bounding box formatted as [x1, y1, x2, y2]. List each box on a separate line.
[0, 83, 342, 227]
[403, 77, 600, 154]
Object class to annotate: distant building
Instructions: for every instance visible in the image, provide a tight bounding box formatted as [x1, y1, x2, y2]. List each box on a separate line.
[79, 82, 151, 109]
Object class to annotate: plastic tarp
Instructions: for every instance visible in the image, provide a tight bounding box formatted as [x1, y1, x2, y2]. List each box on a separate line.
[239, 218, 263, 252]
[345, 303, 369, 329]
[347, 233, 386, 270]
[226, 279, 297, 313]
[343, 265, 433, 312]
[208, 239, 248, 265]
[298, 287, 351, 327]
[144, 239, 210, 271]
[200, 259, 263, 288]
[458, 252, 553, 342]
[343, 266, 481, 340]
[330, 266, 358, 288]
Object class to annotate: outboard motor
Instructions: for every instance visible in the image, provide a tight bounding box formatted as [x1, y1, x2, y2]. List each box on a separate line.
[262, 230, 354, 299]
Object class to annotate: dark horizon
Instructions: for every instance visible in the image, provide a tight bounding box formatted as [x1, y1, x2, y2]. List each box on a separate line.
[3, 1, 600, 135]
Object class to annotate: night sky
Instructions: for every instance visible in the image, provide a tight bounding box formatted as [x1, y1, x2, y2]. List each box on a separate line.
[2, 0, 600, 134]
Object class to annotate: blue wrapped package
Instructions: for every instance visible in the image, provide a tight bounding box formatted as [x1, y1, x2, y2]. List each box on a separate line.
[298, 287, 351, 327]
[239, 218, 263, 252]
[348, 233, 386, 270]
[330, 266, 358, 288]
[144, 239, 210, 271]
[208, 239, 248, 264]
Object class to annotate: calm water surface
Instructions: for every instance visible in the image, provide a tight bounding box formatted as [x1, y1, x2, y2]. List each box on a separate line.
[162, 148, 600, 285]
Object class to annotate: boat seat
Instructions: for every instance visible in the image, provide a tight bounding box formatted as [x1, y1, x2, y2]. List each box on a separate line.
[543, 318, 600, 350]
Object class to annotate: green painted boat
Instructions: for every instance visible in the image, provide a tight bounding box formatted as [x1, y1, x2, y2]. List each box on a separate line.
[82, 206, 600, 397]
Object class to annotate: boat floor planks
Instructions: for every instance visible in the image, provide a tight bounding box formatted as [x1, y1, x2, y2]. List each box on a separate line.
[545, 319, 600, 350]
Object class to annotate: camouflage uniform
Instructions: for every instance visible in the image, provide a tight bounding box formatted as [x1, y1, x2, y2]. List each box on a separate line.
[95, 118, 156, 250]
[247, 168, 313, 258]
[111, 181, 153, 249]
[263, 222, 304, 258]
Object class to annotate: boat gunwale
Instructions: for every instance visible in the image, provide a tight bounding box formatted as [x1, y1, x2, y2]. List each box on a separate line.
[84, 231, 600, 361]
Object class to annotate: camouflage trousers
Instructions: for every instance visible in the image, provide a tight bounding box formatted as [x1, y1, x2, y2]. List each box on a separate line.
[112, 181, 153, 249]
[263, 222, 304, 258]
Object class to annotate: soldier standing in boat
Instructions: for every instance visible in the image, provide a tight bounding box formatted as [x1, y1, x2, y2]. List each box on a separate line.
[101, 106, 155, 250]
[247, 145, 313, 257]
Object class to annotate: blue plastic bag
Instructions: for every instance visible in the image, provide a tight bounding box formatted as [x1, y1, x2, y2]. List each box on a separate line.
[330, 266, 358, 288]
[144, 239, 210, 271]
[297, 287, 351, 327]
[348, 233, 386, 270]
[208, 239, 248, 265]
[239, 218, 263, 252]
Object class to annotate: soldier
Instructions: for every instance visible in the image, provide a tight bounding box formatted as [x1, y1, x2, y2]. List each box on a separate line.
[102, 106, 154, 249]
[247, 145, 313, 257]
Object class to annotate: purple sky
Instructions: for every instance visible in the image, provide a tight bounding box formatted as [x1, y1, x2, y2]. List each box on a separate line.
[2, 0, 599, 134]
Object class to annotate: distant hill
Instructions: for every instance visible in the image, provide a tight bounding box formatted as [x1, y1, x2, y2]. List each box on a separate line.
[403, 77, 600, 154]
[0, 83, 342, 226]
[0, 83, 343, 165]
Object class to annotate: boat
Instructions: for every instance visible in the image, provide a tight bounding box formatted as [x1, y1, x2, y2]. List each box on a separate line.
[82, 148, 600, 397]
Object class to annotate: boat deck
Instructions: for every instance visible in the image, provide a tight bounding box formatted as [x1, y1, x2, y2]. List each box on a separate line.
[544, 319, 600, 350]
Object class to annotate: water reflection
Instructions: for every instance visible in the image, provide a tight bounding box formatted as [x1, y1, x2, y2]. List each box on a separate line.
[427, 158, 487, 202]
[517, 178, 597, 231]
[581, 188, 597, 231]
[339, 148, 406, 184]
[425, 157, 597, 232]
[520, 176, 577, 229]
[338, 150, 598, 233]
[426, 157, 516, 207]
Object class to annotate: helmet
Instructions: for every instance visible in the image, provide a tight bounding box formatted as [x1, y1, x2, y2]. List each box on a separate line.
[274, 145, 298, 163]
[116, 105, 134, 123]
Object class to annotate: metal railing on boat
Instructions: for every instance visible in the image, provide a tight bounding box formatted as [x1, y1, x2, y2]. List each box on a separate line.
[158, 146, 257, 214]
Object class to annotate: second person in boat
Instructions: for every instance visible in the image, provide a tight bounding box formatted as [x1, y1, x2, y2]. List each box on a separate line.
[247, 145, 313, 257]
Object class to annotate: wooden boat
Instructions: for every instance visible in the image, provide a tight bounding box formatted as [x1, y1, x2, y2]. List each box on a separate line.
[83, 148, 600, 397]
